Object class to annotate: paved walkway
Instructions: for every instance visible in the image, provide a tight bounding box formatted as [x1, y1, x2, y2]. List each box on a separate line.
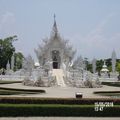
[52, 69, 66, 87]
[0, 83, 120, 98]
[0, 117, 120, 120]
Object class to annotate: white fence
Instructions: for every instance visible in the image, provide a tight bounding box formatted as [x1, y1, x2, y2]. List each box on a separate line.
[99, 77, 118, 82]
[0, 75, 25, 81]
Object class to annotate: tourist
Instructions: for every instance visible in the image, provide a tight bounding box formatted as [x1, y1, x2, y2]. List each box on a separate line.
[98, 71, 101, 77]
[108, 72, 110, 78]
[117, 73, 120, 81]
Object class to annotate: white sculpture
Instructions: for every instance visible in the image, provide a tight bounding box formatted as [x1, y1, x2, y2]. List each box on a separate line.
[92, 58, 96, 74]
[112, 50, 116, 73]
[73, 56, 84, 69]
[6, 61, 10, 71]
[22, 55, 34, 76]
[11, 54, 14, 70]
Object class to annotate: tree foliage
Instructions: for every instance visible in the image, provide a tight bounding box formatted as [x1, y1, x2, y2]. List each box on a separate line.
[0, 36, 17, 69]
[95, 59, 103, 72]
[116, 62, 120, 73]
[14, 52, 24, 71]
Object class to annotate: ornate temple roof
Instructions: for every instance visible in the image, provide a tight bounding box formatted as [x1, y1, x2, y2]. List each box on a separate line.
[35, 15, 76, 63]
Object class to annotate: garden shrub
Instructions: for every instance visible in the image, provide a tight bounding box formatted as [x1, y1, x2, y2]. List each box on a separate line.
[102, 82, 120, 87]
[0, 97, 120, 105]
[0, 104, 119, 117]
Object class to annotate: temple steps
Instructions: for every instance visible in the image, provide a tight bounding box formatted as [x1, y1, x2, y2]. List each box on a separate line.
[52, 69, 66, 87]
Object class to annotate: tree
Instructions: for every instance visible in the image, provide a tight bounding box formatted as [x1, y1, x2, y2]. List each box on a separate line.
[0, 36, 17, 69]
[87, 63, 92, 73]
[116, 62, 120, 73]
[14, 52, 24, 71]
[83, 57, 88, 70]
[96, 59, 104, 72]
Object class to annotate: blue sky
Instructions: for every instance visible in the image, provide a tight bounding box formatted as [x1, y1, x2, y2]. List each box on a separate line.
[0, 0, 120, 61]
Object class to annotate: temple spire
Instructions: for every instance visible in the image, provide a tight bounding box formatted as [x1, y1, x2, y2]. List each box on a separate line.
[52, 14, 58, 37]
[54, 14, 56, 23]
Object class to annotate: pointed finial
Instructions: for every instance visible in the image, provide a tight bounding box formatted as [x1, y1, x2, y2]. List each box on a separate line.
[50, 14, 59, 38]
[54, 14, 56, 23]
[52, 14, 58, 36]
[104, 60, 106, 65]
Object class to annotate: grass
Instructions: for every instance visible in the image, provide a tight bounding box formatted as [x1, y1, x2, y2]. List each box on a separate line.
[0, 87, 45, 95]
[94, 91, 120, 94]
[102, 82, 120, 87]
[0, 97, 120, 105]
[0, 89, 41, 95]
[0, 87, 45, 92]
[0, 80, 22, 84]
[95, 93, 120, 98]
[0, 97, 119, 117]
[0, 104, 94, 107]
[0, 103, 119, 117]
[94, 91, 120, 98]
[0, 80, 30, 95]
[0, 104, 120, 108]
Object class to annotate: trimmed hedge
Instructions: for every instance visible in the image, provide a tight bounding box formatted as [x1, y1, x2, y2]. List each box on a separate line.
[0, 87, 45, 95]
[94, 91, 120, 94]
[0, 98, 120, 117]
[0, 81, 22, 84]
[0, 104, 119, 117]
[0, 90, 45, 95]
[0, 87, 45, 93]
[93, 91, 120, 98]
[102, 82, 120, 87]
[0, 97, 120, 105]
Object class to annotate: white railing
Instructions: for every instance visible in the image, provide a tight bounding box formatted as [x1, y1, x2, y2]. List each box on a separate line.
[0, 75, 25, 81]
[99, 77, 118, 82]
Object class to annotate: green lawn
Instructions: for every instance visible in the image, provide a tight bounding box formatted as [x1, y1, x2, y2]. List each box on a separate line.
[0, 87, 45, 95]
[102, 82, 120, 87]
[0, 80, 22, 84]
[0, 89, 42, 95]
[0, 104, 94, 107]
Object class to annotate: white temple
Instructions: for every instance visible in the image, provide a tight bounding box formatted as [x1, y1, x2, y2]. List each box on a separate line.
[22, 15, 101, 88]
[34, 15, 76, 70]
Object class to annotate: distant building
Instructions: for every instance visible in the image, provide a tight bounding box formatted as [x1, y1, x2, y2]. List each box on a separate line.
[101, 60, 109, 72]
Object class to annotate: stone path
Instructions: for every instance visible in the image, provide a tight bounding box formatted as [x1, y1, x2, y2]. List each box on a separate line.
[0, 117, 120, 120]
[52, 69, 66, 87]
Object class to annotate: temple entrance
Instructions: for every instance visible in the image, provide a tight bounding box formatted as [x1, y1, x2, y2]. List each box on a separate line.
[52, 50, 60, 69]
[53, 61, 58, 69]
